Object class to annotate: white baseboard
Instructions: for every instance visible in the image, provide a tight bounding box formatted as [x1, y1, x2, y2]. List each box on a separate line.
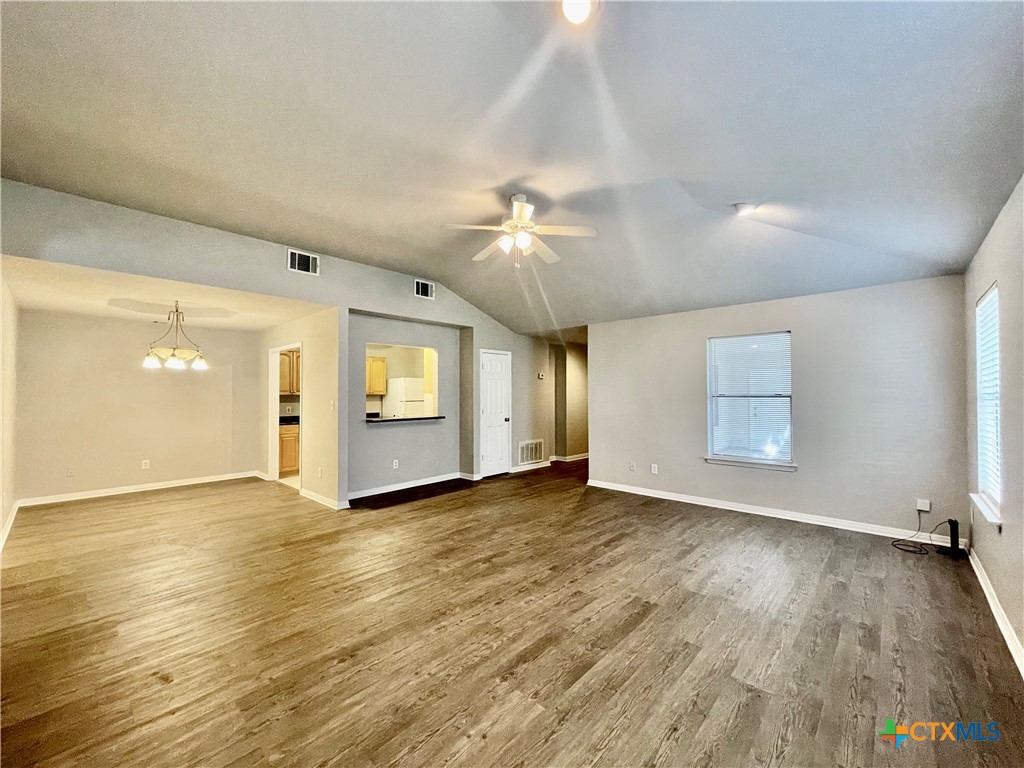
[551, 453, 589, 462]
[254, 471, 272, 481]
[510, 460, 551, 473]
[300, 488, 348, 511]
[1, 503, 18, 551]
[460, 472, 483, 481]
[969, 548, 1024, 681]
[3, 471, 263, 551]
[15, 471, 262, 510]
[347, 472, 462, 501]
[585, 479, 969, 550]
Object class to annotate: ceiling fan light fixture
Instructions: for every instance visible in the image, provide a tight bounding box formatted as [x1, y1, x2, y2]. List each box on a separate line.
[497, 234, 514, 254]
[732, 202, 758, 217]
[562, 0, 593, 25]
[515, 231, 533, 249]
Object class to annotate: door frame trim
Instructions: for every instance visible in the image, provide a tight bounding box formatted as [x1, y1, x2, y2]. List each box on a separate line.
[479, 348, 512, 477]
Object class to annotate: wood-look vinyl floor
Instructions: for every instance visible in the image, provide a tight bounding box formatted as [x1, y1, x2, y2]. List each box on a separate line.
[2, 462, 1022, 767]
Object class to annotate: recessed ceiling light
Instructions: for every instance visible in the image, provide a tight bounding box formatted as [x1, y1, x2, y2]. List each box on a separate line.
[732, 203, 758, 217]
[562, 0, 592, 25]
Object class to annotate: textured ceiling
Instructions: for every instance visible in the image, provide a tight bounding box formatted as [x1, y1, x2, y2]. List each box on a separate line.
[2, 256, 328, 330]
[2, 2, 1021, 336]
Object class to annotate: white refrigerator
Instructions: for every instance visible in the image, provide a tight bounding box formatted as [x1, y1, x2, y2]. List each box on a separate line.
[382, 377, 426, 418]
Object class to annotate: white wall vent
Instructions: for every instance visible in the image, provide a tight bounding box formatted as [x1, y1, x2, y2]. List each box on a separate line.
[288, 249, 320, 276]
[414, 279, 435, 299]
[518, 439, 545, 465]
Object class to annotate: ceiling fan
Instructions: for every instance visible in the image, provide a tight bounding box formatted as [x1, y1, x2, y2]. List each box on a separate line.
[445, 194, 597, 267]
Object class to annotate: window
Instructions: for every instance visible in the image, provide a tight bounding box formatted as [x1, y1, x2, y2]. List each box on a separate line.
[707, 331, 793, 468]
[976, 286, 1000, 507]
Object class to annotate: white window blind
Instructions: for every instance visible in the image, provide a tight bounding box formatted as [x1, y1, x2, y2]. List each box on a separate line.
[708, 332, 792, 463]
[976, 286, 1000, 506]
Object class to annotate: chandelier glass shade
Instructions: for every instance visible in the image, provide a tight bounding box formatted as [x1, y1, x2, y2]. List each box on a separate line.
[143, 301, 208, 370]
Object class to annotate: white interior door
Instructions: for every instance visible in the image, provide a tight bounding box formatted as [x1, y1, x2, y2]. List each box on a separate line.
[481, 350, 511, 476]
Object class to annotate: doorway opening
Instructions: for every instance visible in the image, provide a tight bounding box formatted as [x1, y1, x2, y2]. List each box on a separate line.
[552, 342, 588, 462]
[269, 343, 302, 491]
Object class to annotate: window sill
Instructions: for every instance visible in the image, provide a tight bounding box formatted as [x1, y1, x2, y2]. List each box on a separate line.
[703, 456, 797, 472]
[969, 493, 1002, 525]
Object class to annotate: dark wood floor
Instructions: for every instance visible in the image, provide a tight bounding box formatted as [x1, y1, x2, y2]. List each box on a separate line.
[2, 462, 1022, 767]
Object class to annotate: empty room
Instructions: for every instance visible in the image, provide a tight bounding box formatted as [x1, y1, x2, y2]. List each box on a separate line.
[0, 2, 1022, 767]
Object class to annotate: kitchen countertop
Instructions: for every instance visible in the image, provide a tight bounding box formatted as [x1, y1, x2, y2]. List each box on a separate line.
[365, 416, 445, 423]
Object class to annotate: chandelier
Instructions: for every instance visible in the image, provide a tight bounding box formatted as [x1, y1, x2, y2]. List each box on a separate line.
[142, 301, 208, 370]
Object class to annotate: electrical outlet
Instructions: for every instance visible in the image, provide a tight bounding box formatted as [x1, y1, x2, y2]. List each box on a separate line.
[651, 464, 659, 475]
[330, 400, 335, 411]
[392, 459, 399, 470]
[628, 462, 636, 472]
[141, 460, 150, 470]
[916, 499, 931, 513]
[537, 372, 545, 380]
[285, 406, 292, 414]
[65, 467, 75, 478]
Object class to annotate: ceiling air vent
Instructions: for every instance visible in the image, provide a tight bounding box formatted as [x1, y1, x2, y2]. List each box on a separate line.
[287, 249, 320, 276]
[414, 279, 435, 300]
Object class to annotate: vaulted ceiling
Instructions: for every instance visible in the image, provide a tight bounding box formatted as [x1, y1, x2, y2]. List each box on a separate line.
[2, 2, 1021, 336]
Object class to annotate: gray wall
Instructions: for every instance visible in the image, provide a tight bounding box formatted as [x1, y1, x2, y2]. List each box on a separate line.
[589, 276, 967, 531]
[964, 176, 1024, 647]
[348, 313, 460, 494]
[1, 281, 18, 544]
[1, 180, 554, 502]
[16, 310, 261, 499]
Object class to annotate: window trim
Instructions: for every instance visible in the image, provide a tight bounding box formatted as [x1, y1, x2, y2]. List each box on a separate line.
[974, 282, 1001, 514]
[706, 330, 795, 471]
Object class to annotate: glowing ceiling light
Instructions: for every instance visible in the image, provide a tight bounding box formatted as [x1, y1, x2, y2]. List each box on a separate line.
[142, 301, 208, 371]
[515, 231, 533, 249]
[732, 203, 758, 217]
[497, 234, 514, 254]
[562, 0, 592, 25]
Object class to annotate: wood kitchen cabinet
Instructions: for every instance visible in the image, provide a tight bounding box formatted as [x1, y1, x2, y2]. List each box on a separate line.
[366, 356, 387, 395]
[279, 425, 300, 476]
[279, 350, 301, 394]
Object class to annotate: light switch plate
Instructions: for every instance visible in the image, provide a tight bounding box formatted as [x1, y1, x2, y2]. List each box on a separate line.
[651, 464, 658, 475]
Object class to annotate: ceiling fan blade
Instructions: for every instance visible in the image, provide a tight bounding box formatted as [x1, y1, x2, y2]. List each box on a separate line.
[472, 240, 501, 261]
[445, 224, 505, 231]
[533, 224, 597, 237]
[511, 201, 535, 223]
[531, 237, 561, 264]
